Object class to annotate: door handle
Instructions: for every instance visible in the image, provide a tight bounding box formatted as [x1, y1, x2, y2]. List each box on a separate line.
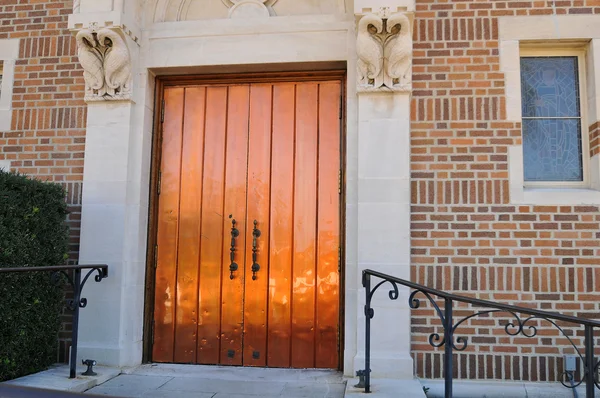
[229, 218, 239, 280]
[251, 220, 261, 280]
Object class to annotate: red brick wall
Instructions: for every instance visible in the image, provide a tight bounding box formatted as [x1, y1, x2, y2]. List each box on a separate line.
[411, 0, 600, 382]
[0, 0, 84, 363]
[590, 122, 599, 157]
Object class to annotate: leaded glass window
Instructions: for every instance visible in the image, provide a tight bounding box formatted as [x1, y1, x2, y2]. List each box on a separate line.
[520, 56, 583, 182]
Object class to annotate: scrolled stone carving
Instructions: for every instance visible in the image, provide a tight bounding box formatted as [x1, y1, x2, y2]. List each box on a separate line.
[357, 14, 384, 91]
[76, 26, 132, 102]
[73, 0, 81, 13]
[356, 10, 413, 93]
[385, 12, 412, 91]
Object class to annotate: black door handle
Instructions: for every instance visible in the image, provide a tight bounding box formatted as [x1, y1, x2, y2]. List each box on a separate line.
[251, 220, 261, 280]
[229, 218, 239, 280]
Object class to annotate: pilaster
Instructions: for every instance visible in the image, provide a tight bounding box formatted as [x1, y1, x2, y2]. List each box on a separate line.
[71, 0, 150, 368]
[351, 0, 415, 379]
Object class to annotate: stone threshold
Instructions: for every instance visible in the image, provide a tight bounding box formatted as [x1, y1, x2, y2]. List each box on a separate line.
[2, 363, 121, 393]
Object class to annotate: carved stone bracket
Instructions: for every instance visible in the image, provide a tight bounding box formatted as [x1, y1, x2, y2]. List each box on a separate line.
[76, 24, 132, 102]
[221, 0, 278, 18]
[356, 8, 413, 93]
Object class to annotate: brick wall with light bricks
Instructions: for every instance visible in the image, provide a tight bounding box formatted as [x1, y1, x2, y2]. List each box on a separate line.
[0, 0, 83, 363]
[410, 0, 600, 382]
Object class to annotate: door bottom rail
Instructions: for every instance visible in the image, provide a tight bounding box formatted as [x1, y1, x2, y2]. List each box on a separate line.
[361, 269, 600, 397]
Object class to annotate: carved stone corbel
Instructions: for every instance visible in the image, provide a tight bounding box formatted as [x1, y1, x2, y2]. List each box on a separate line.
[356, 9, 413, 93]
[75, 24, 132, 102]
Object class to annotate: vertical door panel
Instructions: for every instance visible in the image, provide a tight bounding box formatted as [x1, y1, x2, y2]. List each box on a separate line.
[266, 84, 296, 368]
[197, 87, 229, 364]
[220, 85, 251, 365]
[291, 83, 319, 368]
[243, 84, 273, 366]
[174, 87, 207, 363]
[153, 87, 185, 363]
[315, 82, 341, 368]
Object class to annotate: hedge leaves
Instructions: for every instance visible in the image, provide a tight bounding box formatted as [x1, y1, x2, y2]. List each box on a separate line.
[0, 170, 69, 381]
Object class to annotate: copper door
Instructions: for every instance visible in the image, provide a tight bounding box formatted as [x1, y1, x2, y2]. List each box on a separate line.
[152, 80, 341, 369]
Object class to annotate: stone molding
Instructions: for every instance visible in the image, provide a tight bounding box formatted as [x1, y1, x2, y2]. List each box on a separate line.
[222, 0, 278, 18]
[76, 24, 132, 102]
[68, 0, 140, 45]
[356, 8, 413, 93]
[354, 0, 415, 14]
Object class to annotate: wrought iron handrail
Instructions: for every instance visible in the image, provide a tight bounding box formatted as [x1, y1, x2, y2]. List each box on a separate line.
[361, 269, 600, 397]
[0, 264, 108, 379]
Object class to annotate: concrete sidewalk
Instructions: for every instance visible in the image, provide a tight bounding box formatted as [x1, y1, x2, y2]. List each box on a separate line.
[86, 364, 347, 397]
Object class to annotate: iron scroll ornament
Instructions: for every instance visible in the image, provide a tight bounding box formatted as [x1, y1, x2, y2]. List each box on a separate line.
[51, 266, 108, 310]
[408, 289, 596, 388]
[361, 269, 600, 397]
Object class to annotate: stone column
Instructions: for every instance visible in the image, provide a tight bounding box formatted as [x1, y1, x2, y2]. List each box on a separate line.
[69, 1, 149, 367]
[352, 2, 415, 379]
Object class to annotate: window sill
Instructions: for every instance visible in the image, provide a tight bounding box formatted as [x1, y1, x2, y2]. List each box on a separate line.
[518, 187, 600, 205]
[508, 145, 600, 205]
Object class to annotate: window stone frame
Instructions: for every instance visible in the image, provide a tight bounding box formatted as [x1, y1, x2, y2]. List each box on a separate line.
[500, 15, 600, 205]
[0, 39, 19, 131]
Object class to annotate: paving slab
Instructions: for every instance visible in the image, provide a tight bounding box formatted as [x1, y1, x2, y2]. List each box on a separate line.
[422, 379, 600, 398]
[96, 374, 172, 391]
[88, 386, 215, 397]
[281, 381, 348, 397]
[145, 391, 216, 398]
[344, 377, 427, 398]
[158, 377, 287, 395]
[3, 364, 121, 393]
[83, 387, 143, 397]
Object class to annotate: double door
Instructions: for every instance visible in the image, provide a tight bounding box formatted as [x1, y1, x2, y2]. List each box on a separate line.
[152, 78, 342, 368]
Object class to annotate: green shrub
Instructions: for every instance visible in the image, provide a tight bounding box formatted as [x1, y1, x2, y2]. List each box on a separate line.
[0, 170, 69, 381]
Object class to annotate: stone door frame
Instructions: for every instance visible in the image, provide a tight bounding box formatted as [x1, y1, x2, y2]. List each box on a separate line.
[70, 0, 416, 380]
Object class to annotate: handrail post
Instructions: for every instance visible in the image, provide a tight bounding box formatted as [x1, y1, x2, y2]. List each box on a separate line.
[364, 272, 372, 393]
[585, 325, 594, 397]
[444, 298, 453, 398]
[69, 268, 81, 379]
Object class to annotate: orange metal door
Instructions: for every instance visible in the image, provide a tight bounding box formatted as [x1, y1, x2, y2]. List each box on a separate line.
[152, 80, 341, 368]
